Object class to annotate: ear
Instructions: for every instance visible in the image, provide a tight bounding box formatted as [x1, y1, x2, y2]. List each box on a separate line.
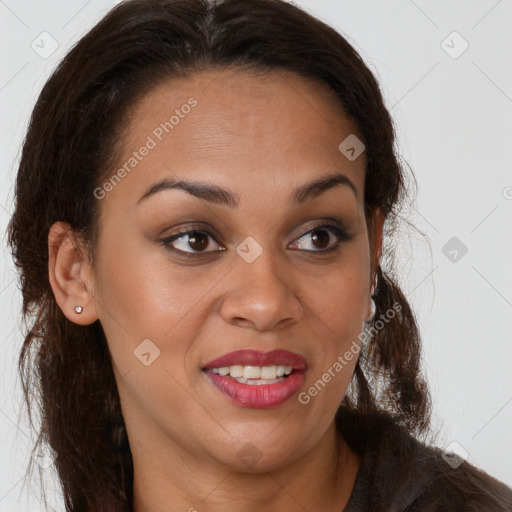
[372, 208, 386, 275]
[364, 208, 385, 321]
[48, 221, 99, 325]
[369, 208, 385, 290]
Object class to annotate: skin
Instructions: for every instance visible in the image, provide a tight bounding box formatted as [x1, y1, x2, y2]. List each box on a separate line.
[48, 68, 384, 511]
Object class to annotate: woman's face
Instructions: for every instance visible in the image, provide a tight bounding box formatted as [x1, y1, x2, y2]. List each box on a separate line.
[86, 69, 382, 472]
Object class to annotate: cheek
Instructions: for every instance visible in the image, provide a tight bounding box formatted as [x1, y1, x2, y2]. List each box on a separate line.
[302, 265, 367, 388]
[295, 240, 370, 406]
[92, 232, 229, 377]
[300, 244, 370, 340]
[296, 262, 367, 423]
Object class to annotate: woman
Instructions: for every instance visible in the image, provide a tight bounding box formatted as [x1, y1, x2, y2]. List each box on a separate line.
[7, 0, 512, 510]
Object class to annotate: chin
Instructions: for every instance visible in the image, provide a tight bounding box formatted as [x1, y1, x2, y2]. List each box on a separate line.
[209, 435, 303, 474]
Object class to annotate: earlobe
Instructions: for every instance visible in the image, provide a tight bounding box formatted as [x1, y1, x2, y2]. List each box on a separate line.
[48, 221, 98, 325]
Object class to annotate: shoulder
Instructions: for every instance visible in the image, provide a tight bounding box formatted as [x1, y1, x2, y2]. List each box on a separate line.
[408, 451, 512, 511]
[339, 408, 512, 511]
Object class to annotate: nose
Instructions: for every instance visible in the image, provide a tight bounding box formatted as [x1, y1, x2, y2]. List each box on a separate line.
[219, 251, 304, 332]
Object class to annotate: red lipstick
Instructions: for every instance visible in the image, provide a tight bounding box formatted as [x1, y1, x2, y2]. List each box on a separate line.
[202, 349, 307, 409]
[202, 349, 307, 370]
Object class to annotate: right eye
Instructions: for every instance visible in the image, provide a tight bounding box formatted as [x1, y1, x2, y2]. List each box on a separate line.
[160, 228, 226, 256]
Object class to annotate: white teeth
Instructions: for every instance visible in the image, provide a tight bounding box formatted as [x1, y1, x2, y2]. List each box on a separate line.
[277, 365, 293, 377]
[243, 366, 261, 379]
[229, 365, 244, 378]
[260, 365, 277, 379]
[209, 364, 294, 380]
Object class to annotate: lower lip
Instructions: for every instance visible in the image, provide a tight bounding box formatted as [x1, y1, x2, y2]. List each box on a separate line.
[203, 370, 306, 408]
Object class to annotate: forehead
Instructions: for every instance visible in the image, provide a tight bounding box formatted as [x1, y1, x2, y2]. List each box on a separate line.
[105, 68, 366, 210]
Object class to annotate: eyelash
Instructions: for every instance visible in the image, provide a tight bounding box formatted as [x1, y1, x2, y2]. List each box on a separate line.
[159, 222, 352, 258]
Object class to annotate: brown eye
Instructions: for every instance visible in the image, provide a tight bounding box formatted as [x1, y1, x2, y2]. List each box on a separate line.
[161, 222, 351, 257]
[290, 223, 351, 252]
[187, 232, 209, 251]
[310, 228, 330, 250]
[161, 229, 225, 255]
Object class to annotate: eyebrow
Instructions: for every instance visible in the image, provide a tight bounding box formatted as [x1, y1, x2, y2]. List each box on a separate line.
[137, 171, 358, 207]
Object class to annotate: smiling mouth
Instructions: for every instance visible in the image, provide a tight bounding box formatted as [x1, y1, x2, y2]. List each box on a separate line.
[204, 364, 296, 385]
[201, 349, 308, 403]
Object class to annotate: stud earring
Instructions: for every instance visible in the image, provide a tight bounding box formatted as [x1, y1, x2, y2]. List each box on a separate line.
[74, 305, 83, 314]
[367, 274, 378, 321]
[366, 297, 376, 322]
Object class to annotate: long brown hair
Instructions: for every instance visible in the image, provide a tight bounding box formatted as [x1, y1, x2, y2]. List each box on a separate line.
[8, 0, 432, 510]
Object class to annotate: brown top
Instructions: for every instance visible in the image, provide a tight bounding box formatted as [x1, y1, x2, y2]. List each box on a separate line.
[337, 408, 512, 511]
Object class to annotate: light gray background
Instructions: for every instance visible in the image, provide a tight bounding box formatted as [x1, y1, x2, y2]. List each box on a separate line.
[1, 0, 511, 510]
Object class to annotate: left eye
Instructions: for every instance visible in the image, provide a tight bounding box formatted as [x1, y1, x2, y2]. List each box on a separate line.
[289, 224, 348, 252]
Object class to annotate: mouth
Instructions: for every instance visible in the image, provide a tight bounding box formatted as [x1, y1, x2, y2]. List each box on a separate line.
[201, 348, 307, 382]
[205, 364, 296, 385]
[201, 349, 308, 408]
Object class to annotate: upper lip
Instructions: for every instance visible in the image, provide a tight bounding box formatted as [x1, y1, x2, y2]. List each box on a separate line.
[202, 349, 308, 370]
